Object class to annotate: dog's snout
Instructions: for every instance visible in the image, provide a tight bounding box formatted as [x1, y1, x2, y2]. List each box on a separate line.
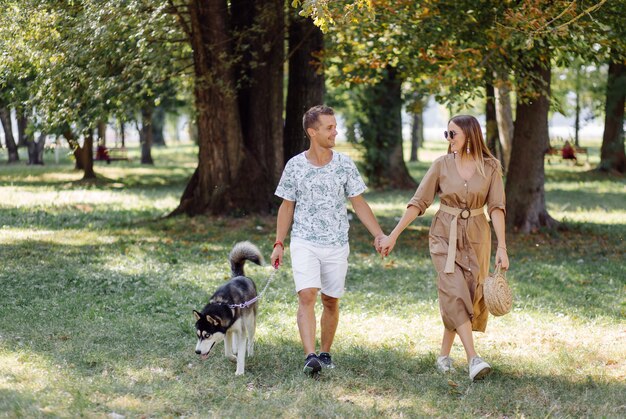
[195, 349, 201, 355]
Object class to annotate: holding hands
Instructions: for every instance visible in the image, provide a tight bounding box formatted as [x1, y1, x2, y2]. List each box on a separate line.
[374, 234, 396, 257]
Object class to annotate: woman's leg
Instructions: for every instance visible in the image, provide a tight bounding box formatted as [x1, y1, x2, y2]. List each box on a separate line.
[455, 320, 478, 362]
[440, 327, 456, 356]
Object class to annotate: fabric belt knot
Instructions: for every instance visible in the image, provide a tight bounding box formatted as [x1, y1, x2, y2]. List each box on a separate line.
[438, 204, 485, 274]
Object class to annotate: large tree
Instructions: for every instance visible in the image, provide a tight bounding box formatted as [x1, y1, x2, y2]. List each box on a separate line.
[283, 10, 325, 164]
[169, 0, 284, 216]
[591, 1, 626, 174]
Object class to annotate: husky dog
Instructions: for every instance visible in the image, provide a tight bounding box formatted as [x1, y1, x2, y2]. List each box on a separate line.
[194, 241, 263, 375]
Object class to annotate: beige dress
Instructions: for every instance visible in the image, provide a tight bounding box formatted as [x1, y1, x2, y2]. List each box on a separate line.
[408, 154, 506, 332]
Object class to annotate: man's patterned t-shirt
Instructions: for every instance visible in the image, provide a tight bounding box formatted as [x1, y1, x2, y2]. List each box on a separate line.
[275, 150, 367, 247]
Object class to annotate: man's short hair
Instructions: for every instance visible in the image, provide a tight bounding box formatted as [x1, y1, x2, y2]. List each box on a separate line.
[303, 105, 334, 139]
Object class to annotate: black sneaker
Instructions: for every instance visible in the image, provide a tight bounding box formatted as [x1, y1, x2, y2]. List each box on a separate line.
[318, 352, 335, 369]
[303, 353, 322, 375]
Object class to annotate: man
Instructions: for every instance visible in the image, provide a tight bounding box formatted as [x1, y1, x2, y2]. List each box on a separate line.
[270, 105, 384, 376]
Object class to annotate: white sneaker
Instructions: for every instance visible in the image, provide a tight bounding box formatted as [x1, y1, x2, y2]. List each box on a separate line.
[436, 355, 455, 373]
[469, 356, 491, 381]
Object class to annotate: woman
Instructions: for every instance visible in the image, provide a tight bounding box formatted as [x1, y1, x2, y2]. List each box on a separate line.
[378, 115, 510, 381]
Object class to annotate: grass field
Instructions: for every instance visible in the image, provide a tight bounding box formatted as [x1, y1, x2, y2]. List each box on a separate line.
[1, 141, 624, 418]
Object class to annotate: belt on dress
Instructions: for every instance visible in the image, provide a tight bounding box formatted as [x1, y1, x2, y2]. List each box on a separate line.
[438, 204, 485, 274]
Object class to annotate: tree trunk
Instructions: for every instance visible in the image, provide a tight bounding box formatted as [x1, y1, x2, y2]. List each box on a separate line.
[574, 65, 581, 147]
[409, 101, 424, 162]
[505, 60, 557, 233]
[17, 107, 28, 147]
[82, 130, 96, 179]
[0, 105, 19, 163]
[119, 121, 126, 147]
[141, 106, 154, 165]
[486, 79, 501, 162]
[283, 11, 324, 164]
[233, 0, 284, 188]
[597, 60, 626, 174]
[27, 133, 46, 165]
[495, 77, 514, 173]
[63, 128, 83, 170]
[97, 120, 107, 146]
[360, 67, 417, 189]
[171, 0, 283, 216]
[152, 105, 166, 147]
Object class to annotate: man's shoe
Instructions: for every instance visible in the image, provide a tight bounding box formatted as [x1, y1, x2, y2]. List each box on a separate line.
[436, 355, 455, 373]
[318, 352, 335, 369]
[303, 353, 322, 375]
[469, 356, 491, 381]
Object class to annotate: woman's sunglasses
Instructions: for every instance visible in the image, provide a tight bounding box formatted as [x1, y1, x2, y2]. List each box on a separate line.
[444, 130, 457, 139]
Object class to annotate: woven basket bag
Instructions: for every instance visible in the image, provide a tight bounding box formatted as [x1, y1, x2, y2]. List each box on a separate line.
[483, 264, 512, 316]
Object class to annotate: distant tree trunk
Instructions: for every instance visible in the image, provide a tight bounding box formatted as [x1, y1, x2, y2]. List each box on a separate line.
[574, 65, 581, 147]
[506, 59, 557, 233]
[82, 130, 96, 179]
[409, 101, 424, 162]
[597, 60, 626, 174]
[486, 79, 501, 163]
[152, 105, 166, 147]
[97, 120, 107, 146]
[141, 107, 154, 165]
[283, 11, 324, 164]
[17, 108, 28, 147]
[495, 77, 514, 173]
[63, 128, 83, 170]
[171, 0, 283, 216]
[0, 105, 19, 163]
[27, 133, 46, 165]
[119, 121, 126, 147]
[360, 67, 417, 189]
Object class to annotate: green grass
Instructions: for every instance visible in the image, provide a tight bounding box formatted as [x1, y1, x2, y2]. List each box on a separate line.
[1, 141, 625, 417]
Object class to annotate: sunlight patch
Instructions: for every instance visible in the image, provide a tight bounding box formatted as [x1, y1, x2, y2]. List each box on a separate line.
[0, 229, 117, 246]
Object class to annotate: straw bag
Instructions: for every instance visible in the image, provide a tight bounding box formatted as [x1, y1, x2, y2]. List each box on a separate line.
[483, 264, 512, 316]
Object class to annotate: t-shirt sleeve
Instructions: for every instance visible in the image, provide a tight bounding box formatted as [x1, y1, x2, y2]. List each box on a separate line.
[487, 161, 506, 216]
[407, 158, 440, 215]
[344, 158, 367, 198]
[275, 159, 297, 201]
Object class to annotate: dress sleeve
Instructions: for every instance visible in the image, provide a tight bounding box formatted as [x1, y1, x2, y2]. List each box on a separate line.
[486, 161, 506, 216]
[407, 158, 440, 216]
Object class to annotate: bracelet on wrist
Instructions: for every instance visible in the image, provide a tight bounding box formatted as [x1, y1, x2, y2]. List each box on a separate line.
[273, 241, 284, 249]
[497, 245, 507, 250]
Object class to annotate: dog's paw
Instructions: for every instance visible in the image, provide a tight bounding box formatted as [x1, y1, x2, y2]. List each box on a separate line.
[228, 355, 237, 363]
[235, 369, 245, 375]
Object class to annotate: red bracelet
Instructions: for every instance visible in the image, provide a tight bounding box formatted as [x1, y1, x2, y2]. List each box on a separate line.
[273, 241, 284, 249]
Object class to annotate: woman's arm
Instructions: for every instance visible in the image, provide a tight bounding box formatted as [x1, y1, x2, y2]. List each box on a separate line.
[378, 205, 421, 256]
[490, 208, 509, 269]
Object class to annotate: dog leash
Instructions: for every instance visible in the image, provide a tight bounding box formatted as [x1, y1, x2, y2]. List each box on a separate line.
[228, 260, 279, 309]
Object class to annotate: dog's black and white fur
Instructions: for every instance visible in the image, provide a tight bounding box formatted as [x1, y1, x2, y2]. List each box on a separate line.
[194, 241, 262, 375]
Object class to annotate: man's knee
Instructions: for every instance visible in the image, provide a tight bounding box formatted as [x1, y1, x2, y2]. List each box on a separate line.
[298, 288, 318, 306]
[321, 293, 339, 311]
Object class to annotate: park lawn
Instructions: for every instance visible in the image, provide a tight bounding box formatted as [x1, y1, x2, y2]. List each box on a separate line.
[0, 142, 624, 418]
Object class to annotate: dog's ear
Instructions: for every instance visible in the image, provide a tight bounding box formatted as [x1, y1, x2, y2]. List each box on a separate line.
[193, 310, 201, 321]
[206, 315, 219, 326]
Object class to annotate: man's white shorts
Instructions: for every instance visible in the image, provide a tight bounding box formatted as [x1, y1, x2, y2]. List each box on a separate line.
[290, 238, 350, 298]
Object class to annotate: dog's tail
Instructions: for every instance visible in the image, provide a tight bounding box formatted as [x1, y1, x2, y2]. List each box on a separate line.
[229, 241, 264, 277]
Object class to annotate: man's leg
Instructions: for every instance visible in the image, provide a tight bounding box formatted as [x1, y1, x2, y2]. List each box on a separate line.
[297, 288, 319, 355]
[320, 293, 339, 353]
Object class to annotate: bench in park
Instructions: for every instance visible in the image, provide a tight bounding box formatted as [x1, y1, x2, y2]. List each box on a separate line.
[545, 146, 588, 164]
[95, 146, 131, 164]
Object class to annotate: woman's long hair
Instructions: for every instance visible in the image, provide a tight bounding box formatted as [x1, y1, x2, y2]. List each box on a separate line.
[447, 115, 502, 177]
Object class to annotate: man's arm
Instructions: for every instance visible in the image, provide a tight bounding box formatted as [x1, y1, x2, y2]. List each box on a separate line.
[349, 194, 384, 244]
[270, 199, 295, 267]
